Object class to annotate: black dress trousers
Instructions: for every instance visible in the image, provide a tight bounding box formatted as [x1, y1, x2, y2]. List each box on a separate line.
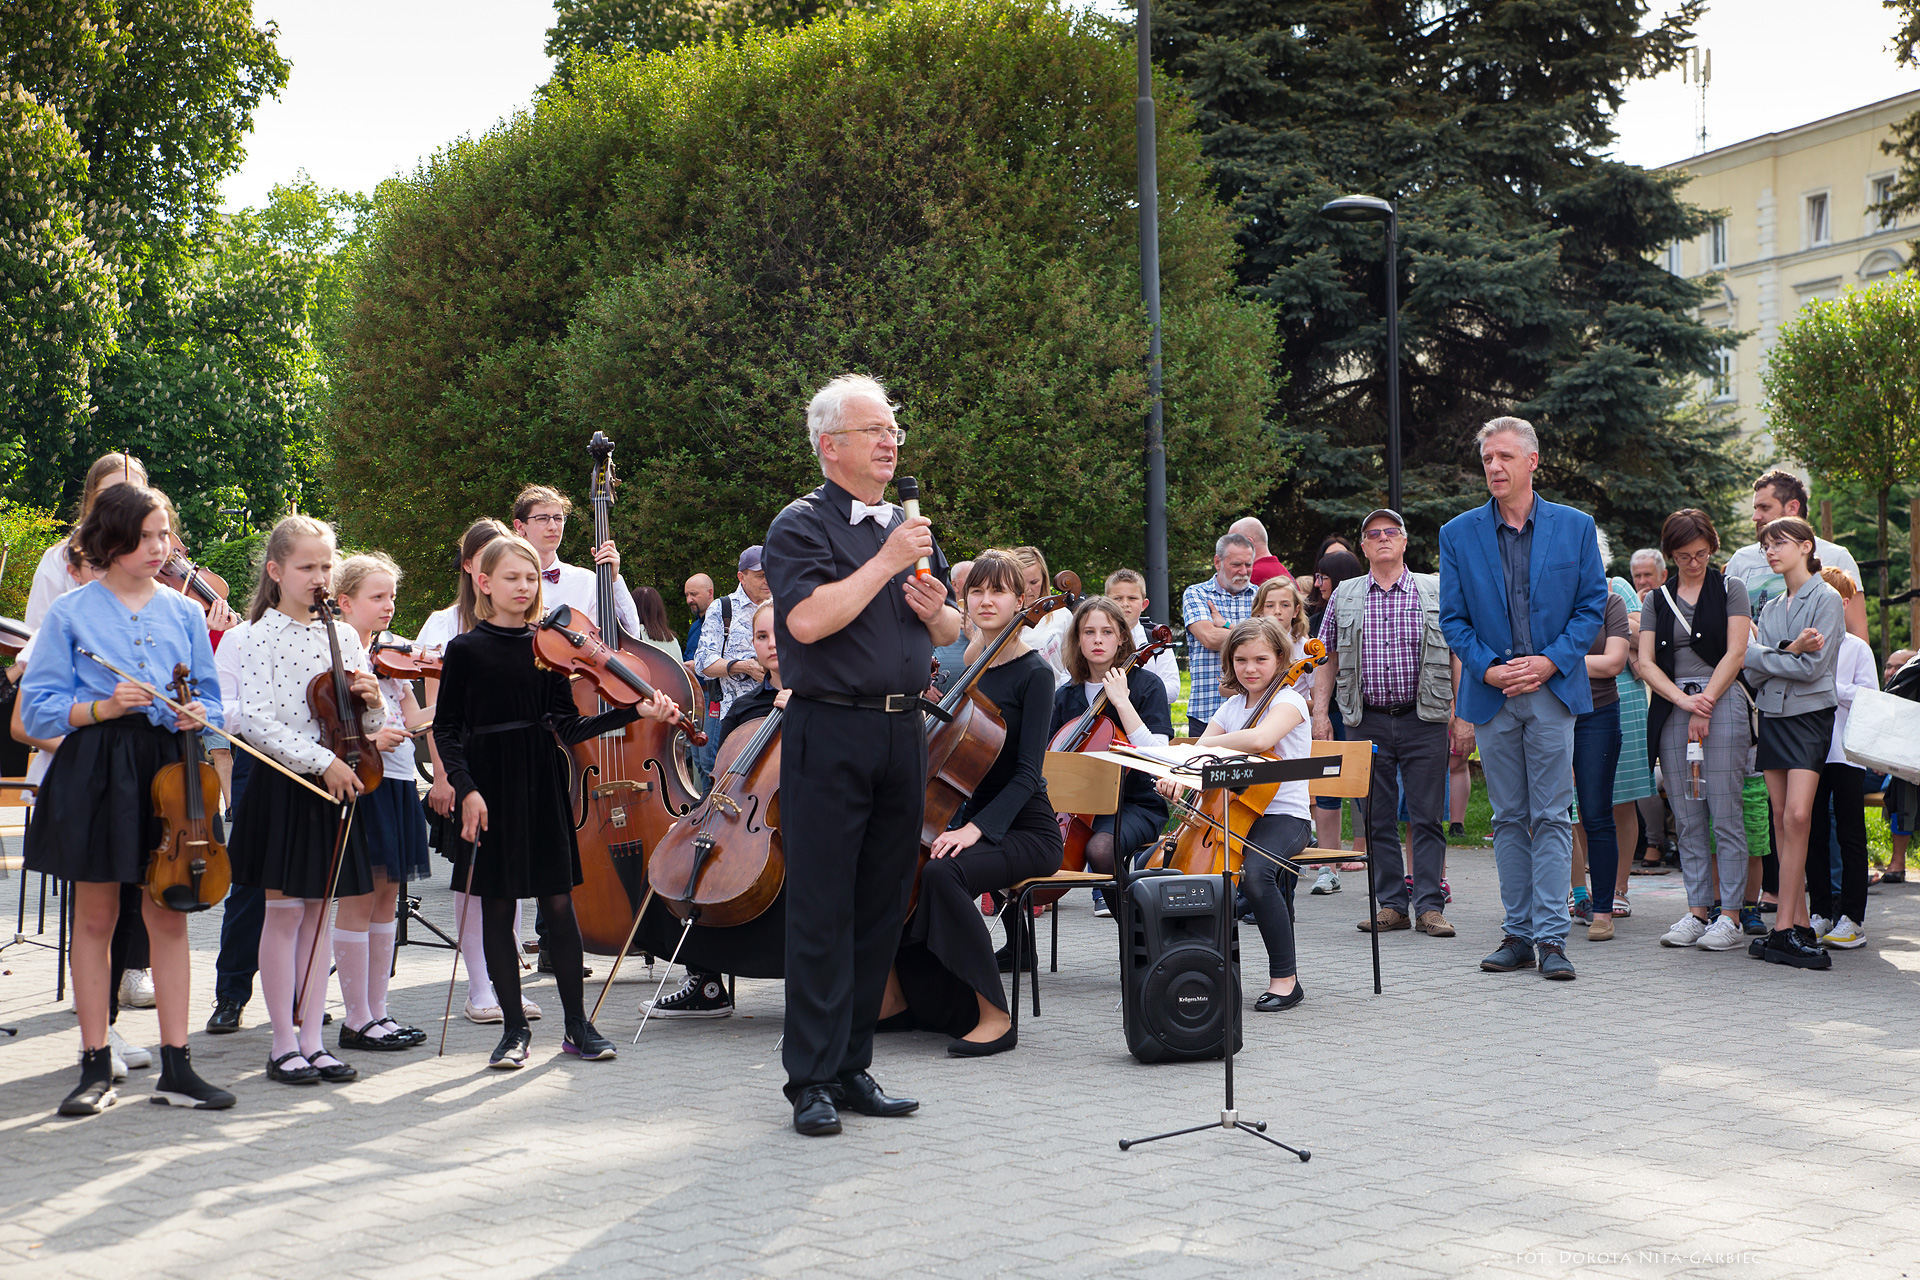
[780, 697, 926, 1097]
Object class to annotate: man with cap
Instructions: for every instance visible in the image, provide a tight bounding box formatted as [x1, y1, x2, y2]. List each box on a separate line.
[1312, 507, 1460, 937]
[695, 545, 773, 722]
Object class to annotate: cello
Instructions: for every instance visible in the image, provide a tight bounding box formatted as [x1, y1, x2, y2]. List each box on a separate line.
[553, 432, 706, 955]
[1146, 638, 1326, 876]
[1049, 621, 1175, 884]
[643, 694, 783, 929]
[145, 663, 231, 913]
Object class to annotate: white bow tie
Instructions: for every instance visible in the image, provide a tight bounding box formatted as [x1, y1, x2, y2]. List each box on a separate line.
[849, 500, 895, 526]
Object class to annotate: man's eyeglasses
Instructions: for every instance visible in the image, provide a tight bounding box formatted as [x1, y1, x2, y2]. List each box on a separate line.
[522, 514, 566, 527]
[1361, 528, 1404, 542]
[830, 426, 907, 446]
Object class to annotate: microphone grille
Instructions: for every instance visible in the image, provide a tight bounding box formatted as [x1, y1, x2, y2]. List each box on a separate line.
[896, 476, 920, 501]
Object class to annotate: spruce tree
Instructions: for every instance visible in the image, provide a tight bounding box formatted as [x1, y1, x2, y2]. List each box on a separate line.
[1151, 0, 1744, 561]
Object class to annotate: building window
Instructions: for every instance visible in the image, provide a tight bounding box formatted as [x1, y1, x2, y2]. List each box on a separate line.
[1708, 218, 1727, 268]
[1807, 192, 1831, 247]
[1709, 340, 1735, 404]
[1665, 241, 1684, 275]
[1872, 174, 1898, 231]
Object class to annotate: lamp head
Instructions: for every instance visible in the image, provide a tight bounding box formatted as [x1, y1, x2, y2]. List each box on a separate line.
[1321, 195, 1395, 223]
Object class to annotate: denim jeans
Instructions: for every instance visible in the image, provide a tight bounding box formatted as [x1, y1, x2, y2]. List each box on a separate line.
[1572, 699, 1621, 908]
[1475, 689, 1577, 945]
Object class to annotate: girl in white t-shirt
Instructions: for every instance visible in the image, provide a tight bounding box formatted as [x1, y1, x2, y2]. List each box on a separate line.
[1157, 616, 1314, 1011]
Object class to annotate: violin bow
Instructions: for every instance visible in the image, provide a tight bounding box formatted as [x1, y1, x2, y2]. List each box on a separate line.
[440, 835, 481, 1056]
[589, 887, 656, 1023]
[77, 647, 335, 802]
[295, 793, 360, 1038]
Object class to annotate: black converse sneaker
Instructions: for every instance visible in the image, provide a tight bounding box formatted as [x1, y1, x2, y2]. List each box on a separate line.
[644, 972, 733, 1018]
[58, 1047, 118, 1117]
[151, 1045, 237, 1110]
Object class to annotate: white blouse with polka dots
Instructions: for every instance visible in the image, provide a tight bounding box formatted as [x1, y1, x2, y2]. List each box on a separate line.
[226, 608, 385, 776]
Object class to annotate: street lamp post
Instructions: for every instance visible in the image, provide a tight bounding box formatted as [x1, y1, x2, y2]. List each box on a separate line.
[1320, 195, 1401, 515]
[1138, 0, 1168, 625]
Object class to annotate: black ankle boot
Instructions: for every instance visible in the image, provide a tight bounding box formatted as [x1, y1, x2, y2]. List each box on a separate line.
[59, 1047, 118, 1117]
[153, 1045, 237, 1110]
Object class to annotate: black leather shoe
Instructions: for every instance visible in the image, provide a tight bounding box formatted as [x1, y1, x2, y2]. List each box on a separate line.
[948, 1027, 1016, 1057]
[1759, 927, 1831, 970]
[340, 1021, 415, 1052]
[307, 1050, 358, 1083]
[205, 998, 244, 1035]
[376, 1018, 427, 1046]
[266, 1051, 321, 1085]
[1254, 982, 1305, 1011]
[536, 952, 592, 978]
[837, 1070, 918, 1117]
[993, 945, 1036, 974]
[792, 1084, 842, 1136]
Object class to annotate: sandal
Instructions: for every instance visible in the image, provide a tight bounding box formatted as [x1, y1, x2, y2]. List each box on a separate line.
[307, 1050, 358, 1083]
[1631, 859, 1672, 876]
[1881, 869, 1906, 884]
[267, 1051, 321, 1085]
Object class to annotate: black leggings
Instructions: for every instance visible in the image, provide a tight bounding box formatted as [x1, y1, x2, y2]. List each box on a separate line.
[483, 893, 585, 1033]
[1240, 813, 1311, 979]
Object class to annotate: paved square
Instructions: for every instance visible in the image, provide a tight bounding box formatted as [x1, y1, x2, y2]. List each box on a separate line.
[3, 847, 1917, 1279]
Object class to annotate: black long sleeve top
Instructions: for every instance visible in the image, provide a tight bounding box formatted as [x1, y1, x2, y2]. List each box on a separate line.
[955, 650, 1055, 842]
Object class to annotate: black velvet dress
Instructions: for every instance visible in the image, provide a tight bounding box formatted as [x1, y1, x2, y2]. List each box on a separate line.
[892, 650, 1063, 1036]
[431, 621, 636, 900]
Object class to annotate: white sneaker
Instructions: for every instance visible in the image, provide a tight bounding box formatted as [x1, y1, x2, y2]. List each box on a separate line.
[108, 1027, 151, 1070]
[463, 999, 504, 1024]
[1659, 914, 1709, 947]
[108, 1044, 128, 1082]
[1809, 914, 1832, 940]
[1696, 916, 1745, 950]
[118, 968, 156, 1009]
[1822, 916, 1867, 949]
[1611, 892, 1631, 918]
[1311, 868, 1341, 895]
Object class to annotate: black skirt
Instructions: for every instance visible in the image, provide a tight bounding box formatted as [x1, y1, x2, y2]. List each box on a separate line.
[361, 776, 431, 882]
[443, 724, 582, 900]
[24, 718, 180, 885]
[229, 763, 375, 899]
[1756, 706, 1836, 774]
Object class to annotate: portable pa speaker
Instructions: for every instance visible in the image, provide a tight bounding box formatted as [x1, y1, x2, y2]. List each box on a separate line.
[1120, 872, 1243, 1063]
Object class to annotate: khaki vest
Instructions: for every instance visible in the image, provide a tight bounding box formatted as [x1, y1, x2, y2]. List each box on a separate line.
[1329, 571, 1453, 724]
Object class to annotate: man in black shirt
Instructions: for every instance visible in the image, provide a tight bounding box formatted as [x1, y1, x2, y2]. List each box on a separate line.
[764, 373, 959, 1137]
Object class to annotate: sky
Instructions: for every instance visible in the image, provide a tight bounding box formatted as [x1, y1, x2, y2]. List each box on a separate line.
[217, 0, 1920, 212]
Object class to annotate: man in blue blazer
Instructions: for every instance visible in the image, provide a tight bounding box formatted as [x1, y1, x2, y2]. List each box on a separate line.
[1438, 417, 1606, 981]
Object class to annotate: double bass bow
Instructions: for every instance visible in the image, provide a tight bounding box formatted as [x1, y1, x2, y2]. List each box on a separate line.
[1146, 638, 1326, 877]
[145, 663, 231, 913]
[1050, 621, 1175, 879]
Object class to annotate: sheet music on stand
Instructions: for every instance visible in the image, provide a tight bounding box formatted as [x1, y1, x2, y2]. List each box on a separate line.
[1100, 743, 1339, 791]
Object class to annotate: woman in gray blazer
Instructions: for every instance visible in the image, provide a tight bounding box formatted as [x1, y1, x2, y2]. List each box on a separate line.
[1743, 516, 1846, 971]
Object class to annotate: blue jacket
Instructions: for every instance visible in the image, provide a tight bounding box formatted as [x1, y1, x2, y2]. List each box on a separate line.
[1438, 495, 1607, 724]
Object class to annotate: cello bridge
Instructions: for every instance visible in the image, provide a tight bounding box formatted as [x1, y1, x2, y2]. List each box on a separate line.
[709, 792, 741, 816]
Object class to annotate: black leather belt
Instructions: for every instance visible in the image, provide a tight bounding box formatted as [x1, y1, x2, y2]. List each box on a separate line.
[1364, 702, 1416, 718]
[799, 692, 951, 721]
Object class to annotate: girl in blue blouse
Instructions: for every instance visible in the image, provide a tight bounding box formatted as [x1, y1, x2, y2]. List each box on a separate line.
[22, 483, 233, 1116]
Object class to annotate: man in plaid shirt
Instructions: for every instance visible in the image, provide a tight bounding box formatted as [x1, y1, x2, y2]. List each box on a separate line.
[1180, 533, 1258, 734]
[1311, 509, 1459, 937]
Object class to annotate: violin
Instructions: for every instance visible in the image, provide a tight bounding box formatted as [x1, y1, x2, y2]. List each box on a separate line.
[1148, 638, 1327, 876]
[369, 632, 443, 680]
[306, 585, 384, 792]
[145, 664, 231, 912]
[914, 571, 1082, 909]
[1049, 622, 1175, 887]
[535, 605, 701, 740]
[646, 697, 784, 928]
[158, 533, 229, 615]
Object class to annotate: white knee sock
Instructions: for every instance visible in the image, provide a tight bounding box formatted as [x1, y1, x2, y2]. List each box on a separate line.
[260, 900, 306, 1060]
[333, 927, 374, 1033]
[367, 920, 397, 1022]
[452, 891, 495, 1008]
[294, 902, 332, 1059]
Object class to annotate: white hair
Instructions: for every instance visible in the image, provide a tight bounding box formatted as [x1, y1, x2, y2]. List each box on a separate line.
[1630, 547, 1663, 571]
[1594, 526, 1613, 570]
[807, 374, 894, 463]
[1215, 532, 1256, 558]
[1476, 415, 1539, 456]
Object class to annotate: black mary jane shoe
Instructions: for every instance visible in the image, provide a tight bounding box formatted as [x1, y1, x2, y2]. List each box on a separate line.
[837, 1070, 919, 1117]
[490, 1027, 532, 1070]
[1254, 983, 1305, 1012]
[266, 1051, 322, 1085]
[376, 1018, 428, 1047]
[205, 998, 244, 1035]
[340, 1021, 414, 1052]
[307, 1050, 359, 1083]
[792, 1083, 841, 1136]
[947, 1027, 1017, 1058]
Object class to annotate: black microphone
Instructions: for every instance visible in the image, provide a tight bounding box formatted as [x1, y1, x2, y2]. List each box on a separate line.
[896, 476, 932, 579]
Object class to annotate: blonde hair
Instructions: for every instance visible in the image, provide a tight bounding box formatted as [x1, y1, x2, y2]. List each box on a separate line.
[1011, 546, 1050, 603]
[1251, 578, 1307, 642]
[1218, 617, 1290, 699]
[472, 535, 544, 623]
[1103, 568, 1146, 595]
[1064, 596, 1135, 684]
[76, 452, 149, 524]
[248, 514, 336, 622]
[453, 518, 510, 634]
[336, 552, 402, 602]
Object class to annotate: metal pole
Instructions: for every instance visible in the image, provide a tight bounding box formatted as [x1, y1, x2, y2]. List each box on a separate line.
[1138, 0, 1169, 621]
[1384, 209, 1401, 516]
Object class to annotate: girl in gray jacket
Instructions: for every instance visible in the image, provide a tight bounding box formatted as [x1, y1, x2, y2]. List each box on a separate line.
[1743, 516, 1846, 970]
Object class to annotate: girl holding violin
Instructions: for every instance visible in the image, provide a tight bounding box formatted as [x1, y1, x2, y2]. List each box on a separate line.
[414, 518, 525, 1024]
[20, 482, 234, 1114]
[225, 515, 386, 1086]
[433, 534, 678, 1068]
[331, 554, 434, 1049]
[879, 550, 1063, 1058]
[1156, 616, 1313, 1012]
[1049, 595, 1172, 913]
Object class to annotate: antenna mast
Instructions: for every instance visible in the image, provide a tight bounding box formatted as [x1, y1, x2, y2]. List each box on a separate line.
[1684, 48, 1712, 153]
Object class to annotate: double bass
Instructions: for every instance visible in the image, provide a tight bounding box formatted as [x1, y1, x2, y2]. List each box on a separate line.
[556, 432, 705, 955]
[1048, 621, 1175, 886]
[145, 664, 231, 912]
[1146, 638, 1326, 876]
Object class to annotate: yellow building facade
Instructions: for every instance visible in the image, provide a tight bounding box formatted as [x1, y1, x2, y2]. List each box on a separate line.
[1659, 90, 1919, 451]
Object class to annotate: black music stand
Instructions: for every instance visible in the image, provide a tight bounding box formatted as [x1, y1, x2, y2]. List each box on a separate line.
[1117, 752, 1324, 1160]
